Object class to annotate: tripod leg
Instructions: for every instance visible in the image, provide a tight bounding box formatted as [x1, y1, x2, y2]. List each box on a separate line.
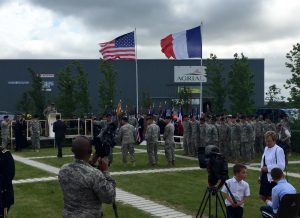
[197, 188, 208, 217]
[197, 188, 211, 218]
[216, 192, 227, 218]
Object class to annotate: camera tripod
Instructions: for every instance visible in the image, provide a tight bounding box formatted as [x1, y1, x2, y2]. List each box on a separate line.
[196, 182, 236, 218]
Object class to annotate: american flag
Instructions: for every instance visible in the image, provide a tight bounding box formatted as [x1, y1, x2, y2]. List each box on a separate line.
[99, 32, 136, 60]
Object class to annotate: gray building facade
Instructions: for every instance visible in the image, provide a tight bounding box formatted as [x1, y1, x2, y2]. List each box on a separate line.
[0, 59, 264, 114]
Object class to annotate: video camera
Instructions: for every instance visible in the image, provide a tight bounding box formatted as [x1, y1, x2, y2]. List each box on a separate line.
[198, 145, 229, 188]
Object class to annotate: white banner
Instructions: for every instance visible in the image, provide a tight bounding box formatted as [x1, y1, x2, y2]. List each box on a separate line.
[174, 66, 207, 83]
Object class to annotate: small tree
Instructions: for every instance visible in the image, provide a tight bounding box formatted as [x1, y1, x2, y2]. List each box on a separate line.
[265, 84, 285, 107]
[206, 53, 226, 114]
[56, 65, 76, 118]
[284, 43, 300, 107]
[228, 53, 255, 115]
[98, 60, 117, 114]
[16, 92, 33, 114]
[27, 68, 46, 117]
[178, 86, 192, 115]
[74, 61, 91, 117]
[141, 92, 152, 112]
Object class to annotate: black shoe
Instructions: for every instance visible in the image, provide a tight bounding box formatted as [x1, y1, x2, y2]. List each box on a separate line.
[57, 155, 63, 158]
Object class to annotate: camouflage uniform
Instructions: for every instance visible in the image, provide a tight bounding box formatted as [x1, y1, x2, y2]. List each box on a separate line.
[1, 120, 9, 148]
[128, 116, 138, 128]
[30, 119, 41, 150]
[263, 121, 276, 134]
[182, 119, 191, 155]
[230, 122, 241, 161]
[145, 122, 160, 165]
[240, 121, 254, 162]
[116, 123, 136, 164]
[254, 119, 264, 153]
[163, 122, 175, 164]
[217, 122, 231, 156]
[206, 123, 218, 146]
[198, 121, 209, 148]
[190, 119, 199, 156]
[58, 159, 116, 218]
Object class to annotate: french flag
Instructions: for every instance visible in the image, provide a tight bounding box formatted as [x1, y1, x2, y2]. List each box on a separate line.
[161, 26, 202, 59]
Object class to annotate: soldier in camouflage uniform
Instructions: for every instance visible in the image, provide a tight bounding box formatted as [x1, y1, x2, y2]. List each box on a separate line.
[59, 136, 116, 218]
[182, 115, 191, 155]
[128, 114, 138, 128]
[230, 116, 241, 162]
[206, 116, 219, 146]
[263, 116, 276, 134]
[217, 117, 231, 156]
[116, 116, 136, 166]
[145, 115, 160, 166]
[240, 116, 254, 162]
[254, 115, 264, 154]
[163, 116, 175, 166]
[198, 117, 208, 148]
[1, 115, 10, 148]
[190, 115, 199, 156]
[30, 114, 41, 152]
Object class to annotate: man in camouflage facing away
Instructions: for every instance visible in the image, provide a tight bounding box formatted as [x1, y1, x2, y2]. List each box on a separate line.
[145, 115, 160, 166]
[240, 115, 254, 162]
[182, 115, 191, 155]
[163, 116, 175, 166]
[116, 116, 136, 166]
[190, 115, 199, 157]
[58, 136, 116, 218]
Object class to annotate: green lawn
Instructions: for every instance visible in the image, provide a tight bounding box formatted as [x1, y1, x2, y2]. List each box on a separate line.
[35, 151, 198, 171]
[10, 146, 300, 218]
[114, 169, 300, 218]
[9, 181, 153, 218]
[286, 163, 300, 174]
[14, 161, 55, 180]
[12, 147, 73, 157]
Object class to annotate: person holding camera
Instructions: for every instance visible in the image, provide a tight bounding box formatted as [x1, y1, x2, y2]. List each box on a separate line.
[58, 136, 116, 218]
[259, 131, 285, 202]
[221, 164, 250, 218]
[260, 168, 296, 218]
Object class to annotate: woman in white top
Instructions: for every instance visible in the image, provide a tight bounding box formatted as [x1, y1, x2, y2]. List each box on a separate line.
[259, 131, 285, 201]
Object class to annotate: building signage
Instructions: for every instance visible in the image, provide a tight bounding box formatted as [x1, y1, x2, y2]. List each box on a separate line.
[40, 73, 55, 78]
[42, 81, 54, 92]
[8, 81, 29, 85]
[174, 66, 207, 83]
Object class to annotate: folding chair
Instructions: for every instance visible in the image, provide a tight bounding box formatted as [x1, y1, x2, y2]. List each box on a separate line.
[262, 193, 300, 218]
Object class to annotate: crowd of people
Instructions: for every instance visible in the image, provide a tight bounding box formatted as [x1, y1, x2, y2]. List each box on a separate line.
[0, 110, 297, 217]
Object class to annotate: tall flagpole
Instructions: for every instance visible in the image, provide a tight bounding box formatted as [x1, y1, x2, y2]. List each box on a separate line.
[199, 22, 203, 117]
[134, 28, 139, 115]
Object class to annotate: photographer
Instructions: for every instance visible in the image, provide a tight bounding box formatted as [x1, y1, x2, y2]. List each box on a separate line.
[221, 164, 250, 218]
[90, 114, 117, 167]
[58, 136, 116, 218]
[259, 131, 285, 202]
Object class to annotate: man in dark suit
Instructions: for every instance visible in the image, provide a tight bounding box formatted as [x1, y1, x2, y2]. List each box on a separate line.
[53, 115, 66, 158]
[0, 146, 15, 217]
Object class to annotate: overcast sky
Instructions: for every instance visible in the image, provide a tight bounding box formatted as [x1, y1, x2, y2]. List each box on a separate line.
[1, 0, 299, 99]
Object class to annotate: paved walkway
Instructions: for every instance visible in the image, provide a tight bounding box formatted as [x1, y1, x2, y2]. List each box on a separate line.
[13, 154, 192, 218]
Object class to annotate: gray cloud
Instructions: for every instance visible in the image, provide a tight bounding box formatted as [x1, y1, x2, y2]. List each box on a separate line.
[26, 0, 274, 45]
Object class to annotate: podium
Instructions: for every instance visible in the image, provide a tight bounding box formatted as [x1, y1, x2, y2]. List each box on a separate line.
[47, 113, 61, 138]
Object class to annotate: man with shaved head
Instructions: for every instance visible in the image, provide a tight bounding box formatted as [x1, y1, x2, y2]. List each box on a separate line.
[58, 136, 116, 218]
